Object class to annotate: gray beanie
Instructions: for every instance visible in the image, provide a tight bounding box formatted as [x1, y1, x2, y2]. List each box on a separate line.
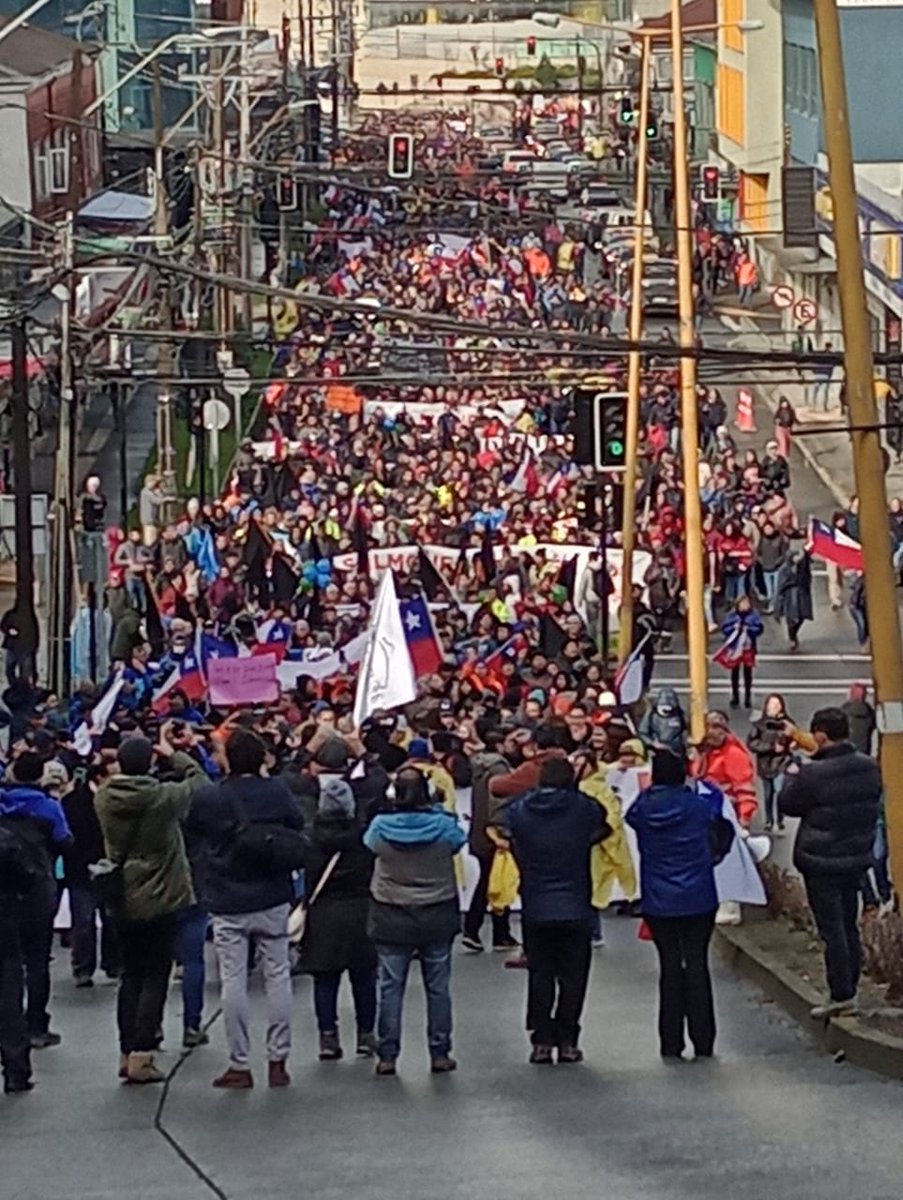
[318, 777, 355, 821]
[118, 735, 154, 776]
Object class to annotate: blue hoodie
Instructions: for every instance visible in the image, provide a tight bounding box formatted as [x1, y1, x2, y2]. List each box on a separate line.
[0, 785, 72, 878]
[363, 807, 466, 853]
[626, 782, 722, 918]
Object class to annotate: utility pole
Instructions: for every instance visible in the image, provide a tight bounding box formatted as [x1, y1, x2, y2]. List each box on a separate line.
[49, 214, 74, 696]
[813, 0, 903, 893]
[330, 0, 340, 164]
[618, 32, 651, 664]
[153, 61, 176, 502]
[10, 321, 38, 684]
[670, 0, 708, 741]
[238, 14, 254, 329]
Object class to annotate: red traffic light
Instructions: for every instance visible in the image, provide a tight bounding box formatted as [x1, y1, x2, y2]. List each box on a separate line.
[526, 35, 536, 55]
[277, 173, 297, 211]
[387, 132, 413, 179]
[702, 164, 720, 201]
[495, 56, 505, 77]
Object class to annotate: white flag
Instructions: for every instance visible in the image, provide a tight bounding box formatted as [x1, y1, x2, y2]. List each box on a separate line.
[72, 670, 126, 756]
[352, 570, 416, 726]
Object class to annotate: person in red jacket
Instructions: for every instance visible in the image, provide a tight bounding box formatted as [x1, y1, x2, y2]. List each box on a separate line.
[694, 710, 757, 828]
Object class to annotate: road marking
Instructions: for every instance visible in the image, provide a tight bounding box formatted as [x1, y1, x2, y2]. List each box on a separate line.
[662, 654, 869, 664]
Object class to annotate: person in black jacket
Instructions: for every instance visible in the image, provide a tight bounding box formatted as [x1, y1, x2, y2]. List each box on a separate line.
[295, 778, 376, 1061]
[779, 707, 880, 1019]
[185, 729, 305, 1090]
[62, 760, 121, 987]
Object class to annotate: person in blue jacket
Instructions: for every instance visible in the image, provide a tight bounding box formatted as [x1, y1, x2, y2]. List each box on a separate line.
[626, 749, 731, 1061]
[718, 595, 764, 710]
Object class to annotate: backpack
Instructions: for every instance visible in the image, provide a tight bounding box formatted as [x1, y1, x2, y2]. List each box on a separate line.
[223, 781, 308, 877]
[0, 815, 44, 898]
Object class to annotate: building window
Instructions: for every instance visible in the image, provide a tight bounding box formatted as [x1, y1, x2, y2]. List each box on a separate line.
[33, 141, 48, 202]
[49, 128, 69, 195]
[721, 0, 745, 53]
[717, 62, 745, 146]
[740, 172, 770, 233]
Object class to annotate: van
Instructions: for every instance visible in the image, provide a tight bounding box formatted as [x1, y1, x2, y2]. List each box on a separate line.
[502, 149, 537, 174]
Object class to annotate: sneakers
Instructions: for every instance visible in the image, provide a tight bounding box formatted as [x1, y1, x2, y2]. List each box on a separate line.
[504, 952, 528, 970]
[212, 1067, 253, 1089]
[318, 1032, 343, 1061]
[810, 997, 859, 1020]
[461, 935, 484, 953]
[764, 821, 774, 834]
[30, 1031, 61, 1049]
[430, 1056, 457, 1074]
[183, 1028, 210, 1049]
[375, 1059, 397, 1077]
[356, 1031, 379, 1058]
[125, 1052, 166, 1085]
[492, 937, 520, 953]
[529, 1045, 555, 1065]
[268, 1060, 291, 1088]
[592, 934, 605, 950]
[3, 1075, 34, 1095]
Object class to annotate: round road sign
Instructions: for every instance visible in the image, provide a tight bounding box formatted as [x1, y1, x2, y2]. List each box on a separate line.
[222, 367, 251, 399]
[203, 398, 230, 431]
[793, 297, 818, 326]
[771, 284, 795, 310]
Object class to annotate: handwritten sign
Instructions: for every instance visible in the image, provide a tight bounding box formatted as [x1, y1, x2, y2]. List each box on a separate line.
[208, 653, 279, 707]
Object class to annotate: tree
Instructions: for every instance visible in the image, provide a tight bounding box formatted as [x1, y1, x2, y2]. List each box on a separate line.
[534, 54, 558, 91]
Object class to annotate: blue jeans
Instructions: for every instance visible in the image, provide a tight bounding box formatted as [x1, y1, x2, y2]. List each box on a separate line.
[376, 941, 453, 1062]
[762, 775, 784, 826]
[175, 905, 208, 1032]
[724, 571, 748, 603]
[851, 606, 868, 645]
[313, 967, 377, 1036]
[761, 568, 780, 608]
[738, 284, 754, 306]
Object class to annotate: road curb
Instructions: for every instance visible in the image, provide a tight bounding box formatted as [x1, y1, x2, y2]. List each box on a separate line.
[716, 923, 903, 1080]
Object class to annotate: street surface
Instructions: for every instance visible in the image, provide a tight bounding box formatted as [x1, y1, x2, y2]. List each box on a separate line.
[4, 919, 902, 1200]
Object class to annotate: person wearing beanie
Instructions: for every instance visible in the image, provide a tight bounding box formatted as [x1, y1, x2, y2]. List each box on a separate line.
[405, 735, 456, 813]
[295, 776, 378, 1061]
[94, 725, 207, 1085]
[0, 750, 72, 1087]
[626, 749, 732, 1060]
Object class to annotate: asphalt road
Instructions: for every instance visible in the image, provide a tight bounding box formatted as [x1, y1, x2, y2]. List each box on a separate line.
[4, 919, 901, 1200]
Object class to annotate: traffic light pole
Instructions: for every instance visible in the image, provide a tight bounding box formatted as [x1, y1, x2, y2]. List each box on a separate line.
[617, 33, 651, 666]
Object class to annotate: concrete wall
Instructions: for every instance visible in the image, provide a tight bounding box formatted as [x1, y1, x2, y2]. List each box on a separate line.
[0, 102, 31, 219]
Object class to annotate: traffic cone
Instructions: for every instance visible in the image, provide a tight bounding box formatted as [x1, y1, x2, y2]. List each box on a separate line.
[735, 387, 757, 433]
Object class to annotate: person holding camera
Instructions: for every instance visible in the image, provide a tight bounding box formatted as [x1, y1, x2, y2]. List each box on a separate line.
[746, 694, 815, 834]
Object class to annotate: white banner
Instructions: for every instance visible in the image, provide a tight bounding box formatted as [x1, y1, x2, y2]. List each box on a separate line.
[361, 398, 526, 425]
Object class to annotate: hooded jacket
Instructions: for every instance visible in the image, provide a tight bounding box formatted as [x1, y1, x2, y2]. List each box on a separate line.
[507, 787, 607, 923]
[625, 781, 722, 917]
[95, 751, 205, 923]
[638, 688, 686, 755]
[695, 734, 757, 825]
[469, 750, 509, 857]
[779, 742, 880, 876]
[0, 784, 72, 877]
[364, 807, 466, 945]
[841, 696, 876, 756]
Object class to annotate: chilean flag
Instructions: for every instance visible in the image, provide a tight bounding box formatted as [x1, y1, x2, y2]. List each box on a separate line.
[152, 650, 207, 713]
[399, 594, 444, 677]
[508, 443, 539, 496]
[806, 517, 864, 571]
[254, 618, 293, 663]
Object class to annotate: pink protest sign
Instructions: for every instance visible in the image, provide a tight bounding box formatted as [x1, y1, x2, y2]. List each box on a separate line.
[208, 653, 280, 707]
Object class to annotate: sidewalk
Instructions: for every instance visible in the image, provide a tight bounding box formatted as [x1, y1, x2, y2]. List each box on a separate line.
[719, 310, 903, 508]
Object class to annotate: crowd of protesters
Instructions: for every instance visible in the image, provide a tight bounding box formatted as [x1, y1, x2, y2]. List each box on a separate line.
[0, 109, 892, 1098]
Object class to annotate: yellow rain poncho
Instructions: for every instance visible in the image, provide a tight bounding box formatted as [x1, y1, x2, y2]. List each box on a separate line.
[580, 771, 638, 907]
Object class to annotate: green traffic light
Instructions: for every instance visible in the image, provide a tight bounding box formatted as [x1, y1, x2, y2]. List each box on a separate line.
[608, 440, 624, 458]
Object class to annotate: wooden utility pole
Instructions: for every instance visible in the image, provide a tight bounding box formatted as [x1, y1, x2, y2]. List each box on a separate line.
[10, 320, 38, 683]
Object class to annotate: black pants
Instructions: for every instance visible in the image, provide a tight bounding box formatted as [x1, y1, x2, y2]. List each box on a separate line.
[19, 889, 55, 1037]
[645, 910, 717, 1057]
[730, 664, 753, 705]
[804, 873, 861, 1002]
[522, 920, 592, 1049]
[69, 882, 120, 980]
[115, 913, 178, 1054]
[0, 917, 30, 1084]
[463, 851, 512, 945]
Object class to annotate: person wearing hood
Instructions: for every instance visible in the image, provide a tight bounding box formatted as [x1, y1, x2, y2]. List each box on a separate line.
[574, 749, 638, 947]
[0, 751, 72, 1054]
[95, 728, 206, 1085]
[694, 710, 757, 828]
[506, 757, 609, 1065]
[295, 777, 377, 1062]
[746, 694, 816, 833]
[841, 684, 876, 756]
[774, 550, 813, 651]
[638, 688, 687, 756]
[626, 749, 730, 1060]
[363, 767, 466, 1076]
[405, 737, 457, 812]
[462, 727, 517, 953]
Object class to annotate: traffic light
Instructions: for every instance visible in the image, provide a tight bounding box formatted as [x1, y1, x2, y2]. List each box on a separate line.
[576, 483, 596, 531]
[526, 35, 536, 56]
[571, 390, 628, 470]
[495, 56, 505, 77]
[277, 173, 297, 212]
[387, 132, 414, 180]
[645, 115, 659, 140]
[619, 95, 635, 125]
[599, 393, 627, 468]
[701, 164, 720, 201]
